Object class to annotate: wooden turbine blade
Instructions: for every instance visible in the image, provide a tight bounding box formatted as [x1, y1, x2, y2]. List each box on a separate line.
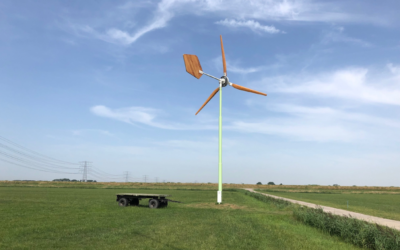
[231, 83, 267, 96]
[183, 54, 203, 79]
[220, 35, 227, 76]
[195, 87, 220, 115]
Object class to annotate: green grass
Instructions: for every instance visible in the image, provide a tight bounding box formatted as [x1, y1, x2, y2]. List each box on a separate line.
[257, 190, 400, 221]
[0, 187, 360, 250]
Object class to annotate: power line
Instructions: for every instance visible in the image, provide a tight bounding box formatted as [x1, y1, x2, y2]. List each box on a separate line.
[90, 169, 124, 179]
[0, 135, 79, 165]
[88, 172, 124, 182]
[0, 157, 80, 174]
[0, 146, 79, 170]
[0, 151, 79, 174]
[91, 167, 124, 177]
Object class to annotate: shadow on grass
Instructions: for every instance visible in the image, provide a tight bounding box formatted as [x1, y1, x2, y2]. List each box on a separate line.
[120, 204, 170, 209]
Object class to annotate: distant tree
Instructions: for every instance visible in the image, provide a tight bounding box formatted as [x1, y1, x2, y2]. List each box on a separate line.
[279, 183, 283, 185]
[267, 182, 275, 185]
[53, 178, 70, 182]
[256, 182, 262, 185]
[333, 184, 340, 187]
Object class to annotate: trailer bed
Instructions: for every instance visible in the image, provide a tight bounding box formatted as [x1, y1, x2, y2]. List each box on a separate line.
[116, 193, 171, 198]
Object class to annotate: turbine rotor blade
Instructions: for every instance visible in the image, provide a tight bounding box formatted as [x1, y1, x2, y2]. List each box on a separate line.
[183, 54, 203, 79]
[195, 87, 220, 115]
[220, 35, 227, 76]
[231, 83, 267, 96]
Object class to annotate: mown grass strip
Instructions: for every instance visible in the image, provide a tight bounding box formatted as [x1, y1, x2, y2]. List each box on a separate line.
[244, 189, 292, 208]
[256, 189, 400, 221]
[245, 191, 400, 250]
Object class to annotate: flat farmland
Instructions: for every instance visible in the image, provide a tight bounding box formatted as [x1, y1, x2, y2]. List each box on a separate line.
[0, 185, 359, 250]
[257, 189, 400, 221]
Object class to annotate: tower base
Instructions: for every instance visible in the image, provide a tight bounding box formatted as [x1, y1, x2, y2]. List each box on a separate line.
[217, 191, 222, 204]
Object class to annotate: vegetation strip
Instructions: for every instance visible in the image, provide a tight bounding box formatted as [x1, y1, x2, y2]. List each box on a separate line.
[248, 188, 400, 231]
[245, 190, 400, 250]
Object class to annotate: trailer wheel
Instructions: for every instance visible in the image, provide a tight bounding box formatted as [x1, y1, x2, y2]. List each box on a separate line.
[130, 198, 139, 206]
[159, 199, 168, 208]
[149, 199, 160, 209]
[118, 198, 128, 207]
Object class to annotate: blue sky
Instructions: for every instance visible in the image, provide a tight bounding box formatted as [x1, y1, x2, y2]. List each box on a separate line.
[1, 0, 399, 185]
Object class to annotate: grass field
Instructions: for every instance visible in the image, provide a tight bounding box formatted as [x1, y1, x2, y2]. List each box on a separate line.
[2, 181, 400, 192]
[257, 189, 400, 221]
[0, 184, 360, 250]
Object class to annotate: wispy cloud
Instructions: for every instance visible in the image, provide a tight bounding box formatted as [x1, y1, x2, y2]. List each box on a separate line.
[72, 129, 113, 137]
[268, 67, 400, 105]
[154, 137, 238, 150]
[216, 19, 284, 34]
[91, 105, 166, 128]
[228, 103, 400, 142]
[229, 119, 361, 142]
[90, 105, 216, 130]
[105, 0, 174, 45]
[212, 56, 281, 74]
[70, 0, 175, 46]
[271, 104, 400, 129]
[67, 0, 382, 46]
[322, 26, 372, 47]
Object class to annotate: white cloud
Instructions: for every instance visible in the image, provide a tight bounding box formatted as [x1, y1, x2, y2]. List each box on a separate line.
[228, 103, 400, 142]
[230, 65, 400, 142]
[387, 63, 400, 74]
[216, 19, 283, 34]
[89, 62, 400, 143]
[269, 67, 400, 105]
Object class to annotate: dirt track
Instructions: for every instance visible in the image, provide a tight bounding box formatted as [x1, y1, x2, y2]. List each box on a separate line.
[245, 188, 400, 231]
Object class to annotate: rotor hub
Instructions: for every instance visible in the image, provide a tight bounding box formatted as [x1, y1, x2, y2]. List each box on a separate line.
[220, 76, 229, 87]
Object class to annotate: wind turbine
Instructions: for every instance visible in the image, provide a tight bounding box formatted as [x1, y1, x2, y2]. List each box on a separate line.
[183, 35, 267, 204]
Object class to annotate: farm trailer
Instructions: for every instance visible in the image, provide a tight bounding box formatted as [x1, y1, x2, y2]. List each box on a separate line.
[116, 193, 180, 209]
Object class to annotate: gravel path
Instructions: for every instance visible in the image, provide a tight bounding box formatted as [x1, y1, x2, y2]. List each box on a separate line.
[245, 188, 400, 231]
